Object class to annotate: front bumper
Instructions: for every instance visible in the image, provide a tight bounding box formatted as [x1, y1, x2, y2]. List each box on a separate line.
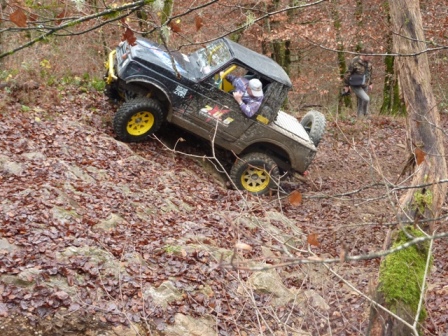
[105, 50, 117, 84]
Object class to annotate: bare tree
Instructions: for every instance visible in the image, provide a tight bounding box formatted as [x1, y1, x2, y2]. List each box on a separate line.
[380, 2, 405, 116]
[368, 0, 447, 334]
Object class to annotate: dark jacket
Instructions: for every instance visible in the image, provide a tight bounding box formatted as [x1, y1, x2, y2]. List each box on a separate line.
[344, 56, 373, 87]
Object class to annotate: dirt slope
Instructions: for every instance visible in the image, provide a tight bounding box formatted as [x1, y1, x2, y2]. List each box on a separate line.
[0, 85, 447, 335]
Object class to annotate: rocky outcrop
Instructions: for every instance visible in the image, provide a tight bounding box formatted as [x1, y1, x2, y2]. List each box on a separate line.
[0, 113, 330, 336]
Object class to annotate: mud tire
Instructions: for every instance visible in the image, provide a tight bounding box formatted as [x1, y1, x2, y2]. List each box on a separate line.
[113, 98, 164, 142]
[230, 153, 280, 195]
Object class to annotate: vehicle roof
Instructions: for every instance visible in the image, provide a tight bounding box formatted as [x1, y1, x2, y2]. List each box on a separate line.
[224, 38, 292, 88]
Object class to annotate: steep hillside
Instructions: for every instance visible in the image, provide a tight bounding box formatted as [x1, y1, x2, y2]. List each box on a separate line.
[0, 85, 447, 335]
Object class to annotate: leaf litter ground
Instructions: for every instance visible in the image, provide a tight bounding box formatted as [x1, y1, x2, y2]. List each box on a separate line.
[0, 86, 447, 335]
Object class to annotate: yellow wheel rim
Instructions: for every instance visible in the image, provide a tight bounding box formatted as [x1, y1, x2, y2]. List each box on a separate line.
[241, 166, 270, 193]
[127, 111, 154, 136]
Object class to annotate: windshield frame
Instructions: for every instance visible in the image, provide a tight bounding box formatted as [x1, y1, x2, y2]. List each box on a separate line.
[188, 39, 234, 81]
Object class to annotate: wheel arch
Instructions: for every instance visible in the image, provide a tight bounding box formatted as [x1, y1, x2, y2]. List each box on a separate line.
[238, 142, 292, 172]
[124, 77, 172, 115]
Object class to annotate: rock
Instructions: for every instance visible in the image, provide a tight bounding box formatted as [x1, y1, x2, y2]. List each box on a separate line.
[183, 243, 234, 262]
[56, 245, 126, 278]
[51, 206, 81, 224]
[305, 289, 330, 311]
[244, 268, 297, 306]
[0, 238, 19, 252]
[21, 152, 46, 160]
[2, 161, 23, 175]
[144, 281, 183, 309]
[1, 267, 41, 287]
[163, 313, 216, 336]
[65, 163, 96, 184]
[17, 268, 42, 286]
[193, 158, 228, 188]
[94, 213, 125, 231]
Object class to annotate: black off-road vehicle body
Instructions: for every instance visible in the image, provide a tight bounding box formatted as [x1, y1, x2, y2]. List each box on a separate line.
[105, 36, 325, 195]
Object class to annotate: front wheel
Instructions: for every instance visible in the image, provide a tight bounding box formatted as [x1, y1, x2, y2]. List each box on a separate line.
[300, 110, 326, 147]
[230, 153, 280, 195]
[113, 98, 164, 142]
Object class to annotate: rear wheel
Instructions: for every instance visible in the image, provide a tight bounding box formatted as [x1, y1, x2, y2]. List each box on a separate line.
[114, 98, 164, 142]
[230, 153, 280, 195]
[300, 110, 326, 147]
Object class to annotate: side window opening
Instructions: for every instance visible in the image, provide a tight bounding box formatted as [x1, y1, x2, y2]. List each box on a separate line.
[217, 65, 271, 95]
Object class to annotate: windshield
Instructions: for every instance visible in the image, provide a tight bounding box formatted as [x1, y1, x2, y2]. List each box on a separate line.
[190, 39, 232, 78]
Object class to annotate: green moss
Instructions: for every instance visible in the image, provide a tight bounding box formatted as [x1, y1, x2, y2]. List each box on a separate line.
[378, 228, 431, 322]
[413, 190, 433, 216]
[163, 245, 182, 255]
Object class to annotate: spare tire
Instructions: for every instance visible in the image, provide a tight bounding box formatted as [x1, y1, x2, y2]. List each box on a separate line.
[300, 110, 326, 147]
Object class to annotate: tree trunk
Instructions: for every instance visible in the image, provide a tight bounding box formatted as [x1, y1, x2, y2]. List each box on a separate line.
[368, 0, 447, 334]
[390, 0, 446, 227]
[380, 3, 405, 116]
[354, 0, 364, 51]
[330, 0, 352, 109]
[267, 0, 290, 76]
[262, 0, 290, 108]
[367, 228, 431, 335]
[287, 0, 302, 77]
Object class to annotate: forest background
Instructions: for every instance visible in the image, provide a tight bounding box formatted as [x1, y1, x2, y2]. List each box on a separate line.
[1, 0, 447, 114]
[0, 0, 448, 335]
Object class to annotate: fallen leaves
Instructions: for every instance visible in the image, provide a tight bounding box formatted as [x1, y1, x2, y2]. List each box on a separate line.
[195, 15, 204, 31]
[122, 27, 136, 46]
[0, 86, 269, 332]
[10, 8, 27, 27]
[55, 10, 68, 26]
[307, 233, 320, 247]
[169, 19, 181, 33]
[0, 84, 447, 335]
[415, 147, 426, 165]
[288, 190, 302, 206]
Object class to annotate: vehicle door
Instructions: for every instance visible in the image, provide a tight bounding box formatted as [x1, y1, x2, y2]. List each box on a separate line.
[186, 65, 256, 143]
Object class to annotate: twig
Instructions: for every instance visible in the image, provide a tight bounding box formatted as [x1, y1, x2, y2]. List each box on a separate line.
[321, 259, 417, 335]
[413, 228, 435, 329]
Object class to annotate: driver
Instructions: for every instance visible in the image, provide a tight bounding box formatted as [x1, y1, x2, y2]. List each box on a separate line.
[220, 72, 264, 118]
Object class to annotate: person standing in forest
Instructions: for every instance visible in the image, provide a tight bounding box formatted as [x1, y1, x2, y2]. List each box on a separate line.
[343, 49, 373, 118]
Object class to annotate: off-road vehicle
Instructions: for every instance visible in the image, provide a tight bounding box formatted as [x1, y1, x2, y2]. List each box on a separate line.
[105, 36, 326, 195]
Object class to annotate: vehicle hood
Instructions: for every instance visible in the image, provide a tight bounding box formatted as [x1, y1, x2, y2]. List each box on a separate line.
[130, 38, 191, 77]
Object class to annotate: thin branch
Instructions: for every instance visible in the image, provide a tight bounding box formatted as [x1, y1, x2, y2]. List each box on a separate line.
[323, 261, 418, 335]
[413, 229, 435, 329]
[0, 1, 146, 59]
[223, 231, 448, 270]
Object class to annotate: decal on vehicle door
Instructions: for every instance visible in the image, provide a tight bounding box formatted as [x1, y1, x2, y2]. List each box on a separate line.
[173, 85, 188, 98]
[199, 105, 234, 126]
